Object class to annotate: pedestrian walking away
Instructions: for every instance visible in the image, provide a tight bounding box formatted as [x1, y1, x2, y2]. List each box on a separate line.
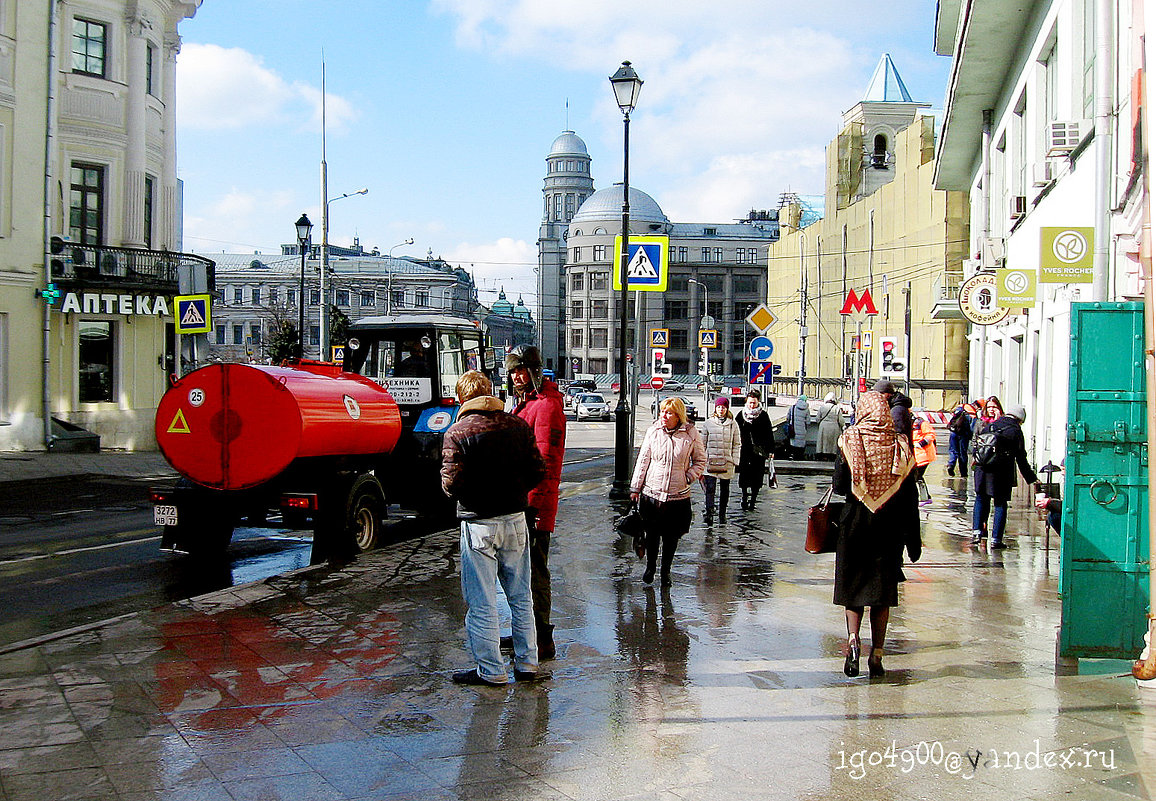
[832, 391, 919, 679]
[441, 370, 549, 686]
[970, 400, 1039, 549]
[945, 401, 975, 477]
[700, 397, 741, 524]
[873, 379, 914, 448]
[788, 395, 810, 459]
[630, 397, 706, 587]
[506, 344, 566, 660]
[814, 391, 845, 461]
[736, 391, 774, 511]
[912, 416, 937, 505]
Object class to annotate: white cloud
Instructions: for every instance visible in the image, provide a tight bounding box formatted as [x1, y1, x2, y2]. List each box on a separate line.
[432, 0, 941, 217]
[183, 188, 298, 253]
[177, 43, 356, 133]
[443, 237, 538, 303]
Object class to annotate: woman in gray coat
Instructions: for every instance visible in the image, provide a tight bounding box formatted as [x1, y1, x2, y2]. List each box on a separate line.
[788, 395, 810, 459]
[815, 392, 845, 461]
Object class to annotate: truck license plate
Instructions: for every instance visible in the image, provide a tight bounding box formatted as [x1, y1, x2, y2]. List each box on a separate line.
[154, 505, 178, 526]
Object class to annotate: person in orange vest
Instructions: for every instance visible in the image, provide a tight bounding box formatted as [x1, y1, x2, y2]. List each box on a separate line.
[913, 417, 937, 506]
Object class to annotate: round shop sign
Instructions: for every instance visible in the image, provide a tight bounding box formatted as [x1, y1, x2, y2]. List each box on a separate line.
[958, 273, 1010, 326]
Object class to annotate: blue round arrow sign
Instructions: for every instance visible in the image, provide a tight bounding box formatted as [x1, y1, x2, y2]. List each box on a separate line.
[749, 336, 773, 361]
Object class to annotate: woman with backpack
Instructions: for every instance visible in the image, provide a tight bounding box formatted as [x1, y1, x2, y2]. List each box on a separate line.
[971, 399, 1040, 548]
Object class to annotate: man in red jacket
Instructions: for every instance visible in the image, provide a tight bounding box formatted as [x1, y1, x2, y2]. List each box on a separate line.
[506, 345, 566, 660]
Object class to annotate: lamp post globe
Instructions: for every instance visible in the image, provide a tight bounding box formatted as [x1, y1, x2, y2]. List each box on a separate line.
[295, 213, 313, 358]
[609, 61, 643, 501]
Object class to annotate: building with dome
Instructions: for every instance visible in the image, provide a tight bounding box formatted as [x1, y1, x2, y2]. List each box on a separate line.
[537, 130, 781, 378]
[537, 131, 594, 371]
[479, 288, 534, 350]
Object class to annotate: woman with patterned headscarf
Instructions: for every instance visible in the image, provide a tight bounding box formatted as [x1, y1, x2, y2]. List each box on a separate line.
[832, 391, 918, 679]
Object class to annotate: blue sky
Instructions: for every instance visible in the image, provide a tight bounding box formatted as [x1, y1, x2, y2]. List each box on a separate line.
[176, 1, 952, 307]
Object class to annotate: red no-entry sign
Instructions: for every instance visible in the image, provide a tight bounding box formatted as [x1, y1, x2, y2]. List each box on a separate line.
[651, 376, 665, 390]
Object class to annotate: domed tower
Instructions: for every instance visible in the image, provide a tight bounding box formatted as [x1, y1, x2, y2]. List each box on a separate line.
[538, 131, 594, 373]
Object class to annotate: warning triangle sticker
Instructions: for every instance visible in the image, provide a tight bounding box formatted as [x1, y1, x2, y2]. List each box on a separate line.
[180, 302, 206, 327]
[167, 409, 191, 434]
[627, 248, 658, 280]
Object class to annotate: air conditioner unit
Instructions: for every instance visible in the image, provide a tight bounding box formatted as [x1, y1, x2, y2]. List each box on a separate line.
[1032, 161, 1056, 187]
[980, 237, 1006, 268]
[1010, 195, 1028, 221]
[1047, 120, 1087, 155]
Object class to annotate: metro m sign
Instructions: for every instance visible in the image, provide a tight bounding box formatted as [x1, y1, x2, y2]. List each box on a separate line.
[840, 288, 878, 323]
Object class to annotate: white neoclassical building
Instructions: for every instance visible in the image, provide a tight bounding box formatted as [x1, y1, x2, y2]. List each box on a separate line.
[0, 0, 208, 451]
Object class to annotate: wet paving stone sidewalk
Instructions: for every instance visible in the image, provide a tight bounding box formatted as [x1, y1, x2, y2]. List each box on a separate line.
[0, 465, 1153, 800]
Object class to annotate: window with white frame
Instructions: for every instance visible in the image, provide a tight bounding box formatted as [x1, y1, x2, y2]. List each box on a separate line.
[336, 289, 350, 306]
[593, 244, 607, 261]
[360, 290, 375, 307]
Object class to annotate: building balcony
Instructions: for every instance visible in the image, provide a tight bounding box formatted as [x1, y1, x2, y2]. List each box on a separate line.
[929, 269, 967, 320]
[49, 241, 215, 294]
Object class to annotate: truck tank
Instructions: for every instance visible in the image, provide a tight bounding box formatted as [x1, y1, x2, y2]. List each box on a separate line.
[155, 362, 403, 491]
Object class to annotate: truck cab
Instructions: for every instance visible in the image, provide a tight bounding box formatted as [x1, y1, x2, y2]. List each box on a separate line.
[342, 313, 494, 521]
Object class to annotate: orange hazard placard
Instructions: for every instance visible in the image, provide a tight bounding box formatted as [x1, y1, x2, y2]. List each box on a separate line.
[167, 409, 191, 434]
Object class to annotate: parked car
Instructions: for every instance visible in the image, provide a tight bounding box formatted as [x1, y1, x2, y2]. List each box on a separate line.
[661, 380, 684, 391]
[574, 393, 611, 421]
[650, 395, 698, 422]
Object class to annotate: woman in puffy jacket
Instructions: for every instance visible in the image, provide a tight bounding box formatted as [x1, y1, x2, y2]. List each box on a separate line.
[700, 397, 742, 524]
[630, 397, 707, 586]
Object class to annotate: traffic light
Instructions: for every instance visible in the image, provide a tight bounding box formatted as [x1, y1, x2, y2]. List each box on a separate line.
[699, 349, 709, 376]
[879, 337, 905, 377]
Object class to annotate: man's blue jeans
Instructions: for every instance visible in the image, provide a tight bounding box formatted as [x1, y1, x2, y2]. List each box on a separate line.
[972, 492, 1008, 542]
[459, 511, 538, 682]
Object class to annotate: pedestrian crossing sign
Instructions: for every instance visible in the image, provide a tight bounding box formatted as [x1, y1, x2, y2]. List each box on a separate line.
[699, 329, 718, 348]
[175, 294, 211, 334]
[612, 235, 669, 292]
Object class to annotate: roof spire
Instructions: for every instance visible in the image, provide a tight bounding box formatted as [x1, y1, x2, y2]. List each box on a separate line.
[863, 53, 914, 103]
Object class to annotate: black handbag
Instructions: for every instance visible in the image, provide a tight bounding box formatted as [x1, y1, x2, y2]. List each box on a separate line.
[614, 504, 645, 540]
[805, 487, 842, 554]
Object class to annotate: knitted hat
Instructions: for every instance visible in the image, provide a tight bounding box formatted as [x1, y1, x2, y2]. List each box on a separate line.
[1007, 404, 1027, 422]
[714, 396, 730, 408]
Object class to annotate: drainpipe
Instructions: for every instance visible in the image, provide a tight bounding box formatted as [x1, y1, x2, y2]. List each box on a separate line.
[1092, 0, 1113, 301]
[977, 109, 992, 397]
[1133, 0, 1156, 684]
[1135, 237, 1156, 681]
[41, 0, 59, 450]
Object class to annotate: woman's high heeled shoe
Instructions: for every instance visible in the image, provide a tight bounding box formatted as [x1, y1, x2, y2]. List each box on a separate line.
[843, 639, 861, 677]
[867, 648, 885, 678]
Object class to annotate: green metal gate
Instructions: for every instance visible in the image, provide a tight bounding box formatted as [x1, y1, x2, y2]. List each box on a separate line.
[1059, 302, 1150, 658]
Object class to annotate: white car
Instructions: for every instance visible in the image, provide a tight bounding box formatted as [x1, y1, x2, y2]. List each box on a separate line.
[574, 393, 611, 421]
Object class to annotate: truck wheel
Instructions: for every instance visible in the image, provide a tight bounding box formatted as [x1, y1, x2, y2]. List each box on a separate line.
[347, 474, 386, 552]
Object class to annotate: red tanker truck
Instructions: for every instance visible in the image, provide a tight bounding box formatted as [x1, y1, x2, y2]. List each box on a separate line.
[151, 314, 494, 560]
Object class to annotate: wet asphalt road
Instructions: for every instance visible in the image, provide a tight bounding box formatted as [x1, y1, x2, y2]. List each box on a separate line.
[0, 448, 616, 651]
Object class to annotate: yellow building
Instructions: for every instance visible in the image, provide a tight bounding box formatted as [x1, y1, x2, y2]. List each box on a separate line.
[766, 55, 970, 411]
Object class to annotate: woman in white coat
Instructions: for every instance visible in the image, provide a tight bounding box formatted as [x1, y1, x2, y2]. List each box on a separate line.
[700, 397, 742, 524]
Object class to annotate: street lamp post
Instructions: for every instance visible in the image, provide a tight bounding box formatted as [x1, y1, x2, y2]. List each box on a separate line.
[386, 238, 414, 315]
[295, 213, 313, 358]
[320, 188, 368, 357]
[688, 278, 710, 388]
[609, 60, 643, 501]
